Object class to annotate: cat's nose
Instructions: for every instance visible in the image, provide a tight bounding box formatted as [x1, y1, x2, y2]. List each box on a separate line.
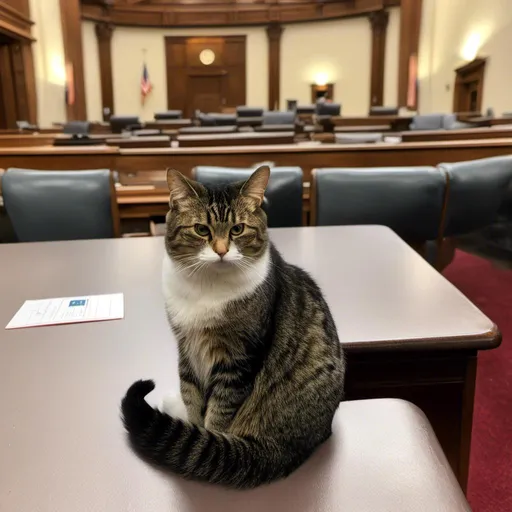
[213, 241, 228, 258]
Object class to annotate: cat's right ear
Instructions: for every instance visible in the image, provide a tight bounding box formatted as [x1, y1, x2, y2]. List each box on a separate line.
[166, 169, 204, 204]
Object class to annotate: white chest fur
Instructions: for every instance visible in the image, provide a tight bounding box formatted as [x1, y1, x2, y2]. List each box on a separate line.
[162, 250, 270, 380]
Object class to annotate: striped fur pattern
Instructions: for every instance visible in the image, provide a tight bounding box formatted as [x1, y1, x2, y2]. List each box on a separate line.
[121, 166, 345, 488]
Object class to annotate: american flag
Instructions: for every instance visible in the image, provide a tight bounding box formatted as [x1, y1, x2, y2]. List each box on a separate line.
[141, 63, 153, 105]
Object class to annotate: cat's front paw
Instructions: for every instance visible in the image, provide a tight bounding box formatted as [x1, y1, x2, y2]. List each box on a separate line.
[159, 392, 188, 421]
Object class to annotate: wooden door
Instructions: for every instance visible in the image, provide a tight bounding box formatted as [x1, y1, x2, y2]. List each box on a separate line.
[453, 58, 486, 113]
[166, 36, 246, 117]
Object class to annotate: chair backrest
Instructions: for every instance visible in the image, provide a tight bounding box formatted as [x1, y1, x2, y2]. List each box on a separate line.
[208, 113, 237, 126]
[262, 111, 295, 125]
[63, 121, 90, 135]
[110, 116, 140, 133]
[236, 106, 264, 118]
[296, 105, 316, 115]
[410, 114, 444, 131]
[316, 102, 341, 116]
[438, 156, 512, 236]
[154, 110, 182, 120]
[311, 167, 445, 242]
[441, 114, 473, 130]
[369, 106, 399, 116]
[192, 166, 303, 227]
[334, 133, 383, 144]
[3, 169, 119, 242]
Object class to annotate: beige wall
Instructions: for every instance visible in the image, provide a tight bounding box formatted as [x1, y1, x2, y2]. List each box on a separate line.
[29, 0, 66, 127]
[281, 18, 372, 115]
[82, 21, 102, 122]
[82, 15, 401, 120]
[419, 0, 512, 114]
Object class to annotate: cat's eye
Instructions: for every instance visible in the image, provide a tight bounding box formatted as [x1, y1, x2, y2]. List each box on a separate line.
[230, 223, 245, 236]
[194, 224, 210, 237]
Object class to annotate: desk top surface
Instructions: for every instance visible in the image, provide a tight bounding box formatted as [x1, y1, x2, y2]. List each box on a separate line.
[0, 226, 498, 351]
[0, 226, 479, 512]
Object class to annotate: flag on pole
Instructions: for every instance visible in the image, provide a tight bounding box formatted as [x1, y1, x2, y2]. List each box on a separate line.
[141, 62, 153, 105]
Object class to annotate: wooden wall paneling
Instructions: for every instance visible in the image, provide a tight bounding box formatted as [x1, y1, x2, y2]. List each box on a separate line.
[369, 9, 389, 108]
[20, 41, 37, 124]
[397, 0, 422, 109]
[267, 23, 283, 111]
[8, 42, 28, 120]
[60, 0, 87, 120]
[95, 23, 114, 121]
[224, 35, 246, 109]
[166, 37, 190, 115]
[165, 35, 246, 116]
[0, 44, 17, 128]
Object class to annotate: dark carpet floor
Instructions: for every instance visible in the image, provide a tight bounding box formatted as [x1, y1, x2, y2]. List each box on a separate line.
[443, 251, 512, 512]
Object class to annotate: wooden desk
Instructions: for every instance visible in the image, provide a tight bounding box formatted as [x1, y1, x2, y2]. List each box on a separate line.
[331, 115, 413, 131]
[465, 116, 512, 127]
[0, 226, 498, 501]
[177, 132, 295, 147]
[106, 136, 171, 149]
[401, 126, 512, 143]
[1, 139, 512, 182]
[0, 134, 56, 147]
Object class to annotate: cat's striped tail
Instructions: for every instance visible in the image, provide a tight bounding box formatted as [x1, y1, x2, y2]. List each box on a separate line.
[121, 380, 293, 489]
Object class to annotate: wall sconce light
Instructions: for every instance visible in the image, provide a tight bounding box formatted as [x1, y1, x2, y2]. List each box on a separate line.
[461, 32, 482, 61]
[314, 72, 329, 86]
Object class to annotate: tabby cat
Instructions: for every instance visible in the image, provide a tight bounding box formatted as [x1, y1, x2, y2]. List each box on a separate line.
[121, 165, 345, 488]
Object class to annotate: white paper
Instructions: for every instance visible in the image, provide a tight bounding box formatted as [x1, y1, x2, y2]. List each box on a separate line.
[5, 293, 124, 330]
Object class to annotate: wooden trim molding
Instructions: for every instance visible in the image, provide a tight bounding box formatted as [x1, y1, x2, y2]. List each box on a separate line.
[397, 0, 422, 109]
[95, 22, 114, 121]
[0, 2, 33, 41]
[60, 0, 87, 121]
[267, 23, 283, 111]
[81, 0, 402, 28]
[369, 9, 389, 108]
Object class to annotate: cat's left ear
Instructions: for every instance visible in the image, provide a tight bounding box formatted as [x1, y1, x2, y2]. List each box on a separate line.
[240, 165, 270, 206]
[166, 168, 205, 204]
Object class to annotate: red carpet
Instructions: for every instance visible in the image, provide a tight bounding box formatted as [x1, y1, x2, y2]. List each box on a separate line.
[443, 251, 512, 512]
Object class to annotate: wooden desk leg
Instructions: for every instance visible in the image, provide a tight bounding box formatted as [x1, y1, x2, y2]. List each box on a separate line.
[459, 355, 477, 493]
[345, 350, 477, 493]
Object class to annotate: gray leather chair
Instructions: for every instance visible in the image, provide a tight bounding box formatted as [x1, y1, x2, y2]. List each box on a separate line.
[198, 113, 236, 126]
[236, 106, 264, 118]
[63, 121, 90, 135]
[335, 133, 383, 144]
[316, 102, 341, 116]
[409, 114, 444, 131]
[3, 169, 119, 242]
[311, 167, 445, 243]
[110, 116, 140, 133]
[262, 111, 295, 125]
[192, 166, 303, 227]
[438, 156, 512, 236]
[369, 106, 399, 116]
[154, 110, 182, 120]
[296, 105, 316, 115]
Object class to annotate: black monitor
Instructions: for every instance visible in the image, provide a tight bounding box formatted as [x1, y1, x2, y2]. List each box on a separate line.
[110, 116, 141, 134]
